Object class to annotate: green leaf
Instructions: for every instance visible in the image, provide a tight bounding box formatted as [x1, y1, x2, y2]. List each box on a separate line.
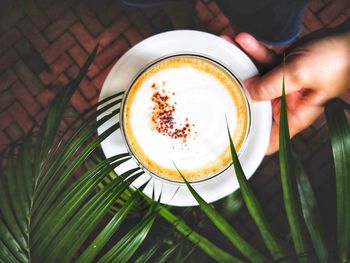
[134, 242, 161, 263]
[97, 205, 158, 263]
[13, 153, 29, 237]
[0, 239, 21, 263]
[32, 115, 120, 223]
[325, 99, 350, 262]
[10, 139, 32, 260]
[155, 239, 184, 263]
[39, 95, 122, 181]
[279, 75, 310, 261]
[18, 135, 33, 213]
[0, 175, 27, 253]
[6, 154, 28, 242]
[0, 219, 28, 263]
[31, 154, 130, 246]
[76, 190, 140, 263]
[0, 46, 154, 263]
[54, 93, 123, 149]
[34, 106, 120, 204]
[33, 92, 121, 180]
[138, 189, 240, 263]
[33, 48, 106, 214]
[33, 170, 143, 262]
[293, 152, 329, 263]
[176, 166, 268, 263]
[176, 243, 197, 263]
[88, 154, 147, 217]
[226, 123, 287, 261]
[37, 45, 99, 161]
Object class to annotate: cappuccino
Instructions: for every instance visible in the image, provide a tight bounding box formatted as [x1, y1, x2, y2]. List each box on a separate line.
[122, 55, 249, 182]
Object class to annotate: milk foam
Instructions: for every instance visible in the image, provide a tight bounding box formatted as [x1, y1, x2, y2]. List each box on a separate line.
[123, 56, 248, 181]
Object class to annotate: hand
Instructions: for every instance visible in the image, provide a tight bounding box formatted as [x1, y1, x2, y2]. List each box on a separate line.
[222, 32, 350, 155]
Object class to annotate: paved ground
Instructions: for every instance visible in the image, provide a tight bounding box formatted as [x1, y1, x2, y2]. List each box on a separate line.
[0, 0, 349, 255]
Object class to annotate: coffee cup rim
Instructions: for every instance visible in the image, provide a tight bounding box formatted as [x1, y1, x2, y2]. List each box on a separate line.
[119, 52, 252, 185]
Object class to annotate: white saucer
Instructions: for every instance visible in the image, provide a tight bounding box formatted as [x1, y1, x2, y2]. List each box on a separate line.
[97, 30, 272, 207]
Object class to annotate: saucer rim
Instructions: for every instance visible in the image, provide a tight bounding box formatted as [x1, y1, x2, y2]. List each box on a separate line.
[97, 30, 272, 206]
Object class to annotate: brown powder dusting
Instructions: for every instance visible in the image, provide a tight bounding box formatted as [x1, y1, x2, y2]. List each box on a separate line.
[150, 81, 192, 142]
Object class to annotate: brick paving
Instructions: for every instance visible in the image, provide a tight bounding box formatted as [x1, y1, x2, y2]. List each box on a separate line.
[0, 0, 349, 255]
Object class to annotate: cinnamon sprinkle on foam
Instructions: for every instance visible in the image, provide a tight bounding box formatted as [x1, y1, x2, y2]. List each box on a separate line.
[150, 82, 192, 143]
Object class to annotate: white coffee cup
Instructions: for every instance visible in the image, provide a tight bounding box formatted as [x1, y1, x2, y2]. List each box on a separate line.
[120, 53, 251, 183]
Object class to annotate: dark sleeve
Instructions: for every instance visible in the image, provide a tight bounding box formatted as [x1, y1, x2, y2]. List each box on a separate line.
[286, 17, 350, 52]
[215, 0, 310, 45]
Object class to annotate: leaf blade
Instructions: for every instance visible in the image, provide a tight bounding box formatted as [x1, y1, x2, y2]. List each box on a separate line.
[0, 219, 28, 263]
[89, 155, 239, 263]
[32, 154, 130, 246]
[294, 152, 329, 263]
[38, 171, 142, 262]
[279, 75, 310, 260]
[134, 242, 161, 263]
[6, 154, 28, 244]
[37, 45, 99, 161]
[325, 99, 350, 262]
[226, 124, 286, 261]
[0, 239, 21, 263]
[76, 191, 139, 263]
[97, 205, 157, 263]
[176, 167, 268, 263]
[33, 117, 120, 223]
[0, 175, 27, 253]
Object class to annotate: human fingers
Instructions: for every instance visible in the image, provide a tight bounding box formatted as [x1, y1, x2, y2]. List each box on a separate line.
[235, 32, 277, 65]
[265, 98, 280, 155]
[244, 59, 307, 101]
[266, 122, 279, 155]
[266, 100, 323, 155]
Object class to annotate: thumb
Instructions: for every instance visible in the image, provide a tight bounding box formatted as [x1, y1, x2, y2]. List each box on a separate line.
[244, 62, 304, 101]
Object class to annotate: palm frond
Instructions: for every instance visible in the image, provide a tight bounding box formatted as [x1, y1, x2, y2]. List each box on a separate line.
[226, 123, 287, 261]
[32, 110, 121, 220]
[175, 243, 197, 263]
[134, 242, 161, 263]
[36, 93, 122, 186]
[0, 46, 151, 263]
[279, 74, 310, 261]
[34, 170, 143, 262]
[76, 190, 141, 263]
[144, 191, 240, 262]
[0, 219, 28, 263]
[31, 154, 131, 247]
[0, 152, 28, 261]
[325, 99, 350, 262]
[94, 154, 240, 263]
[36, 46, 99, 163]
[154, 238, 184, 263]
[293, 151, 329, 263]
[176, 167, 268, 263]
[97, 203, 158, 263]
[6, 150, 29, 244]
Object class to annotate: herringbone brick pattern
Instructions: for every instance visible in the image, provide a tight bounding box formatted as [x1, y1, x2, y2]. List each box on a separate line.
[0, 0, 349, 250]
